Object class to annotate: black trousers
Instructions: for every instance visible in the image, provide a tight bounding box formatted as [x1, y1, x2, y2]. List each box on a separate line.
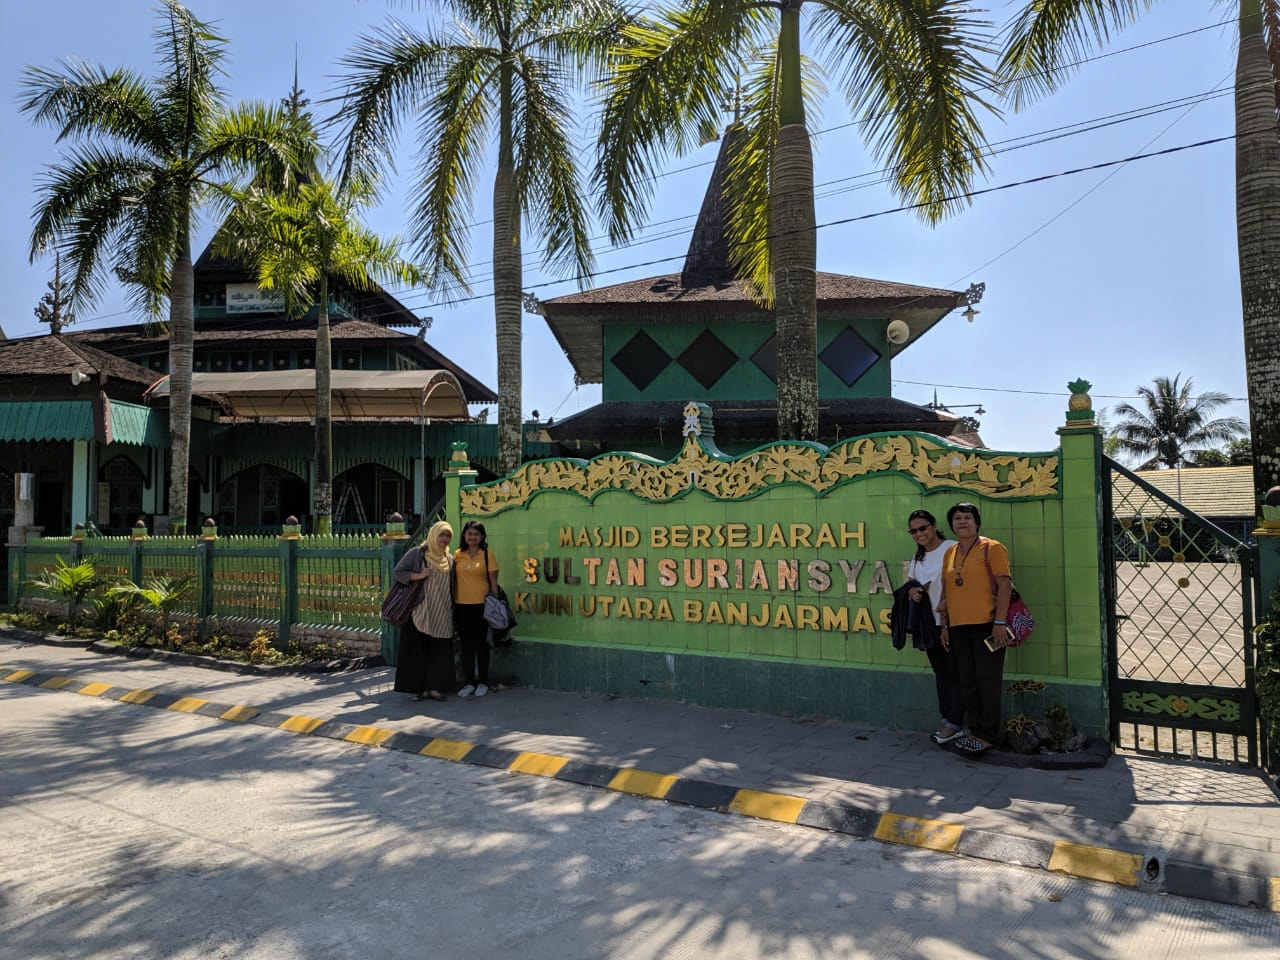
[926, 642, 965, 728]
[455, 603, 490, 685]
[950, 622, 1006, 744]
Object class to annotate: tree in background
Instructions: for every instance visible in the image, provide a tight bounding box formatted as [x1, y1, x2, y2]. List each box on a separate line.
[20, 0, 303, 533]
[999, 0, 1280, 500]
[1190, 449, 1231, 468]
[1228, 437, 1254, 465]
[332, 0, 626, 475]
[215, 173, 420, 534]
[597, 0, 999, 441]
[1110, 375, 1248, 469]
[1187, 437, 1253, 467]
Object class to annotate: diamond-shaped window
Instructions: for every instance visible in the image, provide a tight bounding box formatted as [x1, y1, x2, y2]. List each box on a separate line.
[751, 335, 777, 383]
[820, 326, 881, 387]
[611, 330, 671, 391]
[677, 330, 737, 389]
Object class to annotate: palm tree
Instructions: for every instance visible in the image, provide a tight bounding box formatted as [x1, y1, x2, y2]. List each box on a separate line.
[999, 1, 1280, 500]
[214, 174, 421, 534]
[20, 0, 304, 534]
[597, 1, 999, 441]
[332, 0, 627, 475]
[1111, 374, 1247, 469]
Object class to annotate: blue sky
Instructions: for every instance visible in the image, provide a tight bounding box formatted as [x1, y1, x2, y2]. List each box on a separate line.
[0, 1, 1248, 455]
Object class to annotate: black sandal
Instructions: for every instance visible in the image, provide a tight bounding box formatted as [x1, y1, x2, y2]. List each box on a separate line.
[426, 691, 447, 702]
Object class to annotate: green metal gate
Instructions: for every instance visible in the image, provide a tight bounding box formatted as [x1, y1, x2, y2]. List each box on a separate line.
[1103, 457, 1258, 766]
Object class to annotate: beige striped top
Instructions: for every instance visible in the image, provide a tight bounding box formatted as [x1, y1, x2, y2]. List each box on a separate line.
[411, 555, 455, 637]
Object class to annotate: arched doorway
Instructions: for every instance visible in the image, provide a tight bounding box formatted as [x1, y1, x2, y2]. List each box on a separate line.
[217, 465, 308, 530]
[98, 456, 146, 534]
[333, 463, 409, 528]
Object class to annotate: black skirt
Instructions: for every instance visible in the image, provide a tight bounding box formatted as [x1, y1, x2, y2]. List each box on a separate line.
[393, 619, 455, 694]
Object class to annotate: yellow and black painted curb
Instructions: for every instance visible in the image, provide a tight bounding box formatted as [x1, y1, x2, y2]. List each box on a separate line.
[6, 666, 1277, 913]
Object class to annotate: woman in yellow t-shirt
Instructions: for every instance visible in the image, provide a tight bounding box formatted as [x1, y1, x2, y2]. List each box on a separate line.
[454, 520, 499, 698]
[937, 502, 1011, 754]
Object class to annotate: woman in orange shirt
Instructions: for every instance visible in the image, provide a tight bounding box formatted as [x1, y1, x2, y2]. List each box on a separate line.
[937, 502, 1011, 754]
[454, 520, 499, 698]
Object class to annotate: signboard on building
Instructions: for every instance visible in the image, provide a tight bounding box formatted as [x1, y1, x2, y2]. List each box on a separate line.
[225, 283, 285, 315]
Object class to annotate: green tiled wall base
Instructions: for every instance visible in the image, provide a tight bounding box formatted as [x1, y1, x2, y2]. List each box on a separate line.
[492, 639, 1106, 737]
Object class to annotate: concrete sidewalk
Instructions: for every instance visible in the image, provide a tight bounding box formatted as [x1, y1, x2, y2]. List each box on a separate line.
[3, 632, 1278, 912]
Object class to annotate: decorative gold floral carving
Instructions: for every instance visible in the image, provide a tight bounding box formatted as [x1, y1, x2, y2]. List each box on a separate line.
[460, 428, 1060, 517]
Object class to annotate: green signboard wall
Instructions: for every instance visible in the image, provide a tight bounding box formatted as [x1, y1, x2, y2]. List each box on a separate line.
[457, 403, 1107, 734]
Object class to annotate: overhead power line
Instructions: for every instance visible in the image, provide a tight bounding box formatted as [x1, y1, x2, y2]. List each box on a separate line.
[894, 379, 1248, 403]
[38, 17, 1240, 332]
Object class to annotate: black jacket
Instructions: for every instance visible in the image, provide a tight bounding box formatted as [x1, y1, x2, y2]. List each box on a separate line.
[889, 579, 943, 651]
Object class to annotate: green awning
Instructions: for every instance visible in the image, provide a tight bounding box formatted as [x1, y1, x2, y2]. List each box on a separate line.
[0, 398, 168, 447]
[0, 400, 95, 441]
[106, 399, 169, 448]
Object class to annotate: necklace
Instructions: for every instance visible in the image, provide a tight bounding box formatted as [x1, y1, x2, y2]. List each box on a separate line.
[954, 541, 976, 586]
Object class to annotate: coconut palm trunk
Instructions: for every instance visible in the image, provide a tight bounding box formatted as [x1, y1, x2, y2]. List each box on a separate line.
[494, 61, 524, 475]
[772, 2, 818, 441]
[168, 219, 195, 535]
[315, 273, 333, 534]
[494, 167, 524, 474]
[1236, 0, 1280, 497]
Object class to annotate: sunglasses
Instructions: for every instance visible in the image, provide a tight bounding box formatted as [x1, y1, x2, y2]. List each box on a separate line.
[908, 524, 931, 534]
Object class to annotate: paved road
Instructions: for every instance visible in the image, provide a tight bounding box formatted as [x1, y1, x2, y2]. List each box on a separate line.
[3, 683, 1278, 960]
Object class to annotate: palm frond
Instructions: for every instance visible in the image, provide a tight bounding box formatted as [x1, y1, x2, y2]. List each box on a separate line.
[514, 52, 595, 285]
[329, 19, 459, 192]
[154, 0, 227, 151]
[408, 43, 498, 295]
[18, 61, 170, 156]
[522, 0, 634, 81]
[998, 0, 1150, 109]
[723, 44, 825, 305]
[29, 147, 162, 308]
[112, 171, 186, 318]
[814, 0, 999, 224]
[595, 2, 771, 246]
[1265, 0, 1280, 111]
[197, 102, 309, 189]
[216, 176, 423, 320]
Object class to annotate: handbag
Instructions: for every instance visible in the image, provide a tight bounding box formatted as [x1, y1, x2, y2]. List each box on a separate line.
[381, 573, 423, 627]
[483, 586, 516, 632]
[984, 541, 1034, 647]
[1005, 595, 1035, 646]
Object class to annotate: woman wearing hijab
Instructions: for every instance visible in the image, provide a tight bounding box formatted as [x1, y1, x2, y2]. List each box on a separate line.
[392, 520, 456, 702]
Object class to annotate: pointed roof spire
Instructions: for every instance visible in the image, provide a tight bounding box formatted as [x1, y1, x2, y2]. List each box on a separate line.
[680, 126, 741, 288]
[281, 46, 310, 118]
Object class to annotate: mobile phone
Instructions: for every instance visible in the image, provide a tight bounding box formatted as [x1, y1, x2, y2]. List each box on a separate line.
[983, 634, 1001, 653]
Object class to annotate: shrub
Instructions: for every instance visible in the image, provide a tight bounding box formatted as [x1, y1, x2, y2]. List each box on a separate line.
[247, 628, 283, 665]
[24, 558, 105, 622]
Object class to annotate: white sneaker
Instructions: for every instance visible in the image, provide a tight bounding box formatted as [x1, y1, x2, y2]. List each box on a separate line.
[457, 684, 476, 698]
[473, 683, 489, 698]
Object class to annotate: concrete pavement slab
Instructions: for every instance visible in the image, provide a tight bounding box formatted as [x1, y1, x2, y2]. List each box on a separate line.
[3, 631, 1278, 911]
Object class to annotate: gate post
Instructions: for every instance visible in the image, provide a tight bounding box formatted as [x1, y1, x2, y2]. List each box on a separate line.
[443, 442, 478, 535]
[1056, 381, 1108, 734]
[278, 520, 301, 648]
[1257, 494, 1280, 601]
[379, 515, 411, 666]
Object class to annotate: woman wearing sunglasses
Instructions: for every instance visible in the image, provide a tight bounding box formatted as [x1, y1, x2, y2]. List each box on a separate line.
[904, 509, 964, 745]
